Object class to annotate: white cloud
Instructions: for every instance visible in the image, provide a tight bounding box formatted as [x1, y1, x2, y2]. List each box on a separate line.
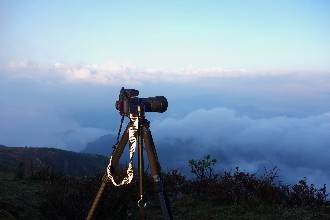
[1, 60, 330, 187]
[0, 105, 108, 151]
[3, 60, 322, 85]
[7, 60, 36, 68]
[151, 108, 330, 187]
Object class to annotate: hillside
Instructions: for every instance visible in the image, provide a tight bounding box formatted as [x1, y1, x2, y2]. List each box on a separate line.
[0, 148, 329, 219]
[0, 171, 46, 219]
[0, 145, 109, 177]
[81, 134, 116, 157]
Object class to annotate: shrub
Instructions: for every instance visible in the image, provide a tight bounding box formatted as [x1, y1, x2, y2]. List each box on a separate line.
[187, 155, 329, 208]
[188, 155, 218, 196]
[290, 178, 329, 207]
[162, 169, 186, 201]
[30, 154, 330, 218]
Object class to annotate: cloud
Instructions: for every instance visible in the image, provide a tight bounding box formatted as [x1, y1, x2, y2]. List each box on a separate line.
[1, 60, 330, 187]
[7, 60, 36, 68]
[0, 104, 108, 151]
[151, 108, 330, 187]
[3, 60, 322, 86]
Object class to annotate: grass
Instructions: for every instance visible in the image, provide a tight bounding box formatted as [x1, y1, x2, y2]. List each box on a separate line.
[0, 171, 46, 219]
[142, 194, 330, 219]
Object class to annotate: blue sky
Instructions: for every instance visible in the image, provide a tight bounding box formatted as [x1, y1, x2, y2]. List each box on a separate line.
[1, 0, 329, 70]
[1, 1, 330, 187]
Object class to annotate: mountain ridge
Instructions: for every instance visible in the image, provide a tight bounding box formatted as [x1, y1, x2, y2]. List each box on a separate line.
[81, 133, 116, 157]
[0, 144, 109, 177]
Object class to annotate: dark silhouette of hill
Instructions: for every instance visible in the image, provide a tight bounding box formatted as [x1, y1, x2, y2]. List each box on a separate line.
[81, 134, 170, 165]
[0, 144, 108, 176]
[81, 134, 195, 172]
[81, 134, 116, 157]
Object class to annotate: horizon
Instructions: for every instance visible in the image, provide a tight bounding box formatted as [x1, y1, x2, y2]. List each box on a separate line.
[1, 1, 329, 188]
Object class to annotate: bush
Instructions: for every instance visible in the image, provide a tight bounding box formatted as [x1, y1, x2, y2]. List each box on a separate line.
[290, 178, 329, 207]
[188, 155, 218, 196]
[188, 155, 329, 208]
[162, 169, 186, 201]
[30, 154, 329, 219]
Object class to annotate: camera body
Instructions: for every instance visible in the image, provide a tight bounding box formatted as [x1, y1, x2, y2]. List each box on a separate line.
[116, 87, 168, 116]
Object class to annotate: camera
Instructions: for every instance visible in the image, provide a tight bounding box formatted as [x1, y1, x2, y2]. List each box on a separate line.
[116, 87, 168, 116]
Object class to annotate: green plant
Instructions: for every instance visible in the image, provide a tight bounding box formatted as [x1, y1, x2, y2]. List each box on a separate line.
[188, 155, 218, 196]
[188, 155, 217, 182]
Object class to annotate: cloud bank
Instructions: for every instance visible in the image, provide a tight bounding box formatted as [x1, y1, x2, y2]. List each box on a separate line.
[3, 60, 321, 86]
[1, 60, 330, 187]
[151, 108, 330, 187]
[0, 104, 108, 151]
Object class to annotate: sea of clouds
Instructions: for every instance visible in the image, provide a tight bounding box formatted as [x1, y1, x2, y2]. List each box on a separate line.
[1, 61, 329, 187]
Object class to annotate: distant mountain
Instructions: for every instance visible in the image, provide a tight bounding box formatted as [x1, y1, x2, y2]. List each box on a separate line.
[81, 134, 195, 174]
[0, 144, 108, 177]
[81, 134, 117, 157]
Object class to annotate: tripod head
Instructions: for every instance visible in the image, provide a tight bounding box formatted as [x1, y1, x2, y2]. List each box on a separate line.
[116, 87, 168, 116]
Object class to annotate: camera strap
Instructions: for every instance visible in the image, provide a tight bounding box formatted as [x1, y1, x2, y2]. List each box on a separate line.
[106, 114, 138, 186]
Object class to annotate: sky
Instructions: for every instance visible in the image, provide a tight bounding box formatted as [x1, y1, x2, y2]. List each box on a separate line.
[1, 1, 330, 187]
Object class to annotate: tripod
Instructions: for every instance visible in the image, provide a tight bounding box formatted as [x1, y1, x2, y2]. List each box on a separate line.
[87, 105, 173, 220]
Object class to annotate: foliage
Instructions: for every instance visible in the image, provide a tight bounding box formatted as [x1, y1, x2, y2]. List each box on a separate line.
[1, 154, 330, 219]
[187, 156, 329, 209]
[188, 154, 217, 182]
[161, 169, 186, 199]
[188, 155, 218, 195]
[291, 177, 329, 207]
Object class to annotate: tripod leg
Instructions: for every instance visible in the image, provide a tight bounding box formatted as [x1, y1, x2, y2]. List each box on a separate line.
[142, 126, 173, 220]
[138, 128, 146, 219]
[86, 124, 130, 220]
[86, 175, 107, 220]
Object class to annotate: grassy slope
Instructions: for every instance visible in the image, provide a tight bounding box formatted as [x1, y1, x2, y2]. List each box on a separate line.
[1, 145, 330, 220]
[1, 170, 330, 219]
[169, 195, 330, 220]
[0, 172, 46, 219]
[140, 195, 330, 220]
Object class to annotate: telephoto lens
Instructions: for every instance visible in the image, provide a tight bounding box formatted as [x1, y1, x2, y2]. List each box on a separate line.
[140, 96, 168, 113]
